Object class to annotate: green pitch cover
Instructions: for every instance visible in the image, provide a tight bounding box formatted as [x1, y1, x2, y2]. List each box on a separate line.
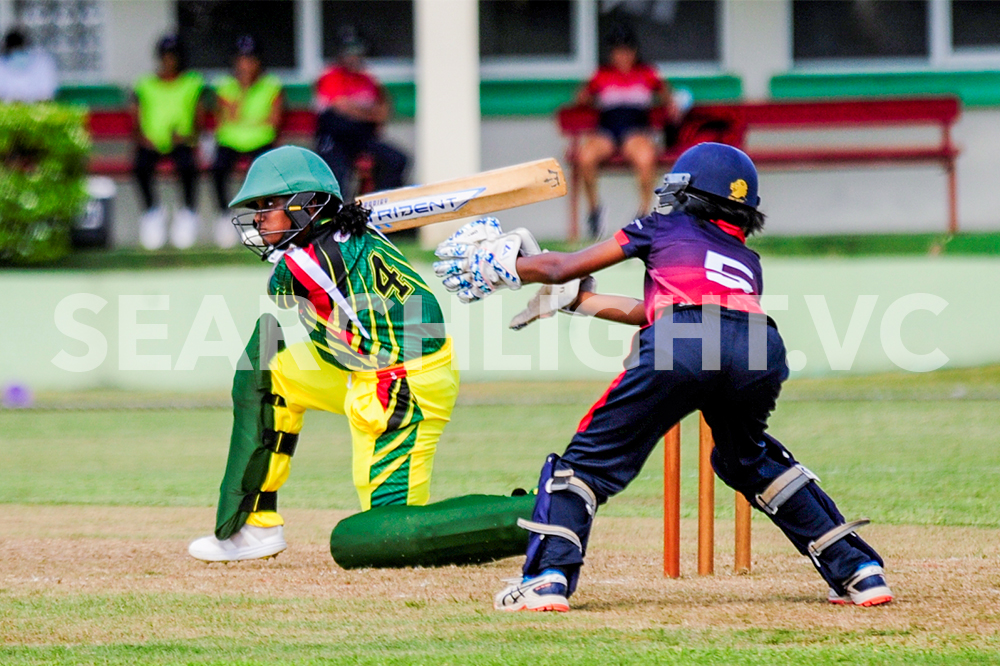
[330, 493, 535, 569]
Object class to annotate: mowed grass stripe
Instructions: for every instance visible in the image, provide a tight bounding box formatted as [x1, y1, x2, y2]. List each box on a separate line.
[2, 591, 999, 665]
[2, 389, 999, 527]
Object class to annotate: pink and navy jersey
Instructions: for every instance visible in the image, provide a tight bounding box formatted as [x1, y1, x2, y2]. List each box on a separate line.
[615, 211, 764, 323]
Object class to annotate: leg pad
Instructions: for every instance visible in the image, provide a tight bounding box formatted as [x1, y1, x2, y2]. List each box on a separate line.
[756, 464, 818, 515]
[329, 493, 535, 568]
[809, 519, 871, 559]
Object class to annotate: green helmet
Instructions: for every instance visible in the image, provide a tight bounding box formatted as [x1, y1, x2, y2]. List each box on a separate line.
[229, 145, 342, 208]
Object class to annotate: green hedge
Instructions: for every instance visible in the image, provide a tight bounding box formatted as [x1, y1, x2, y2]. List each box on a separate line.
[0, 103, 90, 265]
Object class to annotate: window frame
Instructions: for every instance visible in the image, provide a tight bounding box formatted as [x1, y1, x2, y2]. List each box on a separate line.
[931, 0, 1000, 68]
[789, 0, 1000, 72]
[0, 0, 110, 81]
[479, 0, 594, 81]
[647, 0, 726, 78]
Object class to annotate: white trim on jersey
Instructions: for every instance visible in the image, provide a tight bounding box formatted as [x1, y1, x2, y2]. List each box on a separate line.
[285, 247, 372, 340]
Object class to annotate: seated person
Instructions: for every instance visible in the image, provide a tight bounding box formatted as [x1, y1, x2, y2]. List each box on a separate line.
[211, 35, 284, 248]
[131, 34, 206, 250]
[314, 27, 407, 199]
[0, 27, 58, 103]
[574, 23, 682, 237]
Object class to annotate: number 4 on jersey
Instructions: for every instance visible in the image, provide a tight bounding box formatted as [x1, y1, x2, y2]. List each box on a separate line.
[370, 253, 414, 301]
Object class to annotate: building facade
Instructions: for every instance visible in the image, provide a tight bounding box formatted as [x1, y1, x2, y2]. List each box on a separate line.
[2, 0, 998, 239]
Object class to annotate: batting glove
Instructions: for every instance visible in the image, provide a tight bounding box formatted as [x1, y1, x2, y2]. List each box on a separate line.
[477, 227, 542, 290]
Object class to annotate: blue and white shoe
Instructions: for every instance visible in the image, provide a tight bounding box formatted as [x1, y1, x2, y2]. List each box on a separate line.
[494, 570, 570, 612]
[828, 561, 893, 607]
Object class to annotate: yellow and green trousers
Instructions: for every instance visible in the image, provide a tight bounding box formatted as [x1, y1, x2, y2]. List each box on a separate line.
[215, 315, 459, 540]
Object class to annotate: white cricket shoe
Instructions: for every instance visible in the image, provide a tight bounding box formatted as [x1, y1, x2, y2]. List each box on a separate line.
[171, 207, 200, 249]
[494, 570, 570, 612]
[827, 561, 893, 607]
[188, 525, 287, 562]
[213, 213, 239, 249]
[139, 206, 167, 250]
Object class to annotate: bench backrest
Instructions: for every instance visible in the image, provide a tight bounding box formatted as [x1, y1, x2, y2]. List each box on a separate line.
[738, 97, 960, 128]
[556, 96, 960, 142]
[86, 108, 316, 139]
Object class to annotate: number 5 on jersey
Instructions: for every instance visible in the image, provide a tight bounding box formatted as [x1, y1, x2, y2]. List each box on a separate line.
[704, 250, 755, 294]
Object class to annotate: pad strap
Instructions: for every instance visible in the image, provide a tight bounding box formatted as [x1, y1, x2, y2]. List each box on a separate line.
[546, 469, 598, 516]
[263, 392, 286, 408]
[240, 490, 277, 513]
[808, 519, 871, 559]
[517, 518, 583, 552]
[263, 429, 299, 457]
[755, 464, 818, 515]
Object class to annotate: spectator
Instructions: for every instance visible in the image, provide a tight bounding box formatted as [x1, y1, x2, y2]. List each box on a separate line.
[131, 34, 206, 250]
[0, 27, 58, 103]
[574, 23, 682, 237]
[210, 35, 285, 249]
[314, 26, 407, 199]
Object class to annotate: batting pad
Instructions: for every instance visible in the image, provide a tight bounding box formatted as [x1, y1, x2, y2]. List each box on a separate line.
[329, 493, 535, 569]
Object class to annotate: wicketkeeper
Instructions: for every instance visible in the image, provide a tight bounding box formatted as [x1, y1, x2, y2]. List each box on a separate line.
[433, 142, 893, 611]
[188, 146, 459, 562]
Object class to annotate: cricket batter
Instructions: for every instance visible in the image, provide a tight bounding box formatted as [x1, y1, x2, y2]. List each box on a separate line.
[433, 142, 893, 611]
[188, 146, 458, 562]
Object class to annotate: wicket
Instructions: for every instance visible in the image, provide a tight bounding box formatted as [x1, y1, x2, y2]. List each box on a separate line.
[663, 414, 753, 578]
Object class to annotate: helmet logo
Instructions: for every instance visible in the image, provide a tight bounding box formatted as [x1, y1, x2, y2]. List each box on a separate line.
[729, 179, 748, 202]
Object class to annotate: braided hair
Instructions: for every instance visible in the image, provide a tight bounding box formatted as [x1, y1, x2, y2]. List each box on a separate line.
[313, 198, 371, 237]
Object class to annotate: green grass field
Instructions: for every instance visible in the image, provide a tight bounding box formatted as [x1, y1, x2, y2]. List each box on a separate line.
[3, 368, 1000, 664]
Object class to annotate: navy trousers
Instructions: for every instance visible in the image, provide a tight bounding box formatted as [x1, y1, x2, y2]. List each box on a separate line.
[537, 307, 876, 588]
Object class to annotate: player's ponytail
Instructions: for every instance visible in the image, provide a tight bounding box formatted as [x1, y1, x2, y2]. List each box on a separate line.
[676, 191, 766, 237]
[315, 197, 371, 237]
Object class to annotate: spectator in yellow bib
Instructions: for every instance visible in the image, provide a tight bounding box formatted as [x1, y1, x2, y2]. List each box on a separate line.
[131, 34, 206, 250]
[211, 35, 285, 249]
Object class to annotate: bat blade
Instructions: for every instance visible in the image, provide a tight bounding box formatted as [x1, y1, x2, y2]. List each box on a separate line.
[356, 158, 566, 233]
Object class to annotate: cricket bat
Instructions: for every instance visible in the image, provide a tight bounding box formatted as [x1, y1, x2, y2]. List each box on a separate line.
[355, 158, 566, 233]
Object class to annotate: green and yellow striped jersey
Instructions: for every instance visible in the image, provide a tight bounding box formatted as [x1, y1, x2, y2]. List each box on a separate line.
[268, 225, 446, 371]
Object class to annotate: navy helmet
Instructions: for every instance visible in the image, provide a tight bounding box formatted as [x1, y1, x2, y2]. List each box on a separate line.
[668, 142, 760, 209]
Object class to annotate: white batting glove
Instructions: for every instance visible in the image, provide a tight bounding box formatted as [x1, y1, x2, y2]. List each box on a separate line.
[433, 217, 503, 268]
[436, 226, 541, 304]
[433, 217, 505, 284]
[475, 228, 541, 291]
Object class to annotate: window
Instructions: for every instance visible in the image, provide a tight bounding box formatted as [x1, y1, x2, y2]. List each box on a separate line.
[951, 0, 1000, 50]
[793, 0, 928, 62]
[176, 1, 297, 70]
[597, 0, 719, 64]
[13, 0, 104, 74]
[320, 1, 413, 61]
[479, 1, 573, 58]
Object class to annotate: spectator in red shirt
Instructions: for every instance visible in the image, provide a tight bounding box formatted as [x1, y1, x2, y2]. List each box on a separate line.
[575, 24, 682, 237]
[314, 27, 407, 199]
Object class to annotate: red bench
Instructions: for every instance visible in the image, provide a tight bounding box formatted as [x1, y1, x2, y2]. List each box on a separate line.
[86, 108, 378, 196]
[557, 96, 961, 239]
[85, 108, 316, 175]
